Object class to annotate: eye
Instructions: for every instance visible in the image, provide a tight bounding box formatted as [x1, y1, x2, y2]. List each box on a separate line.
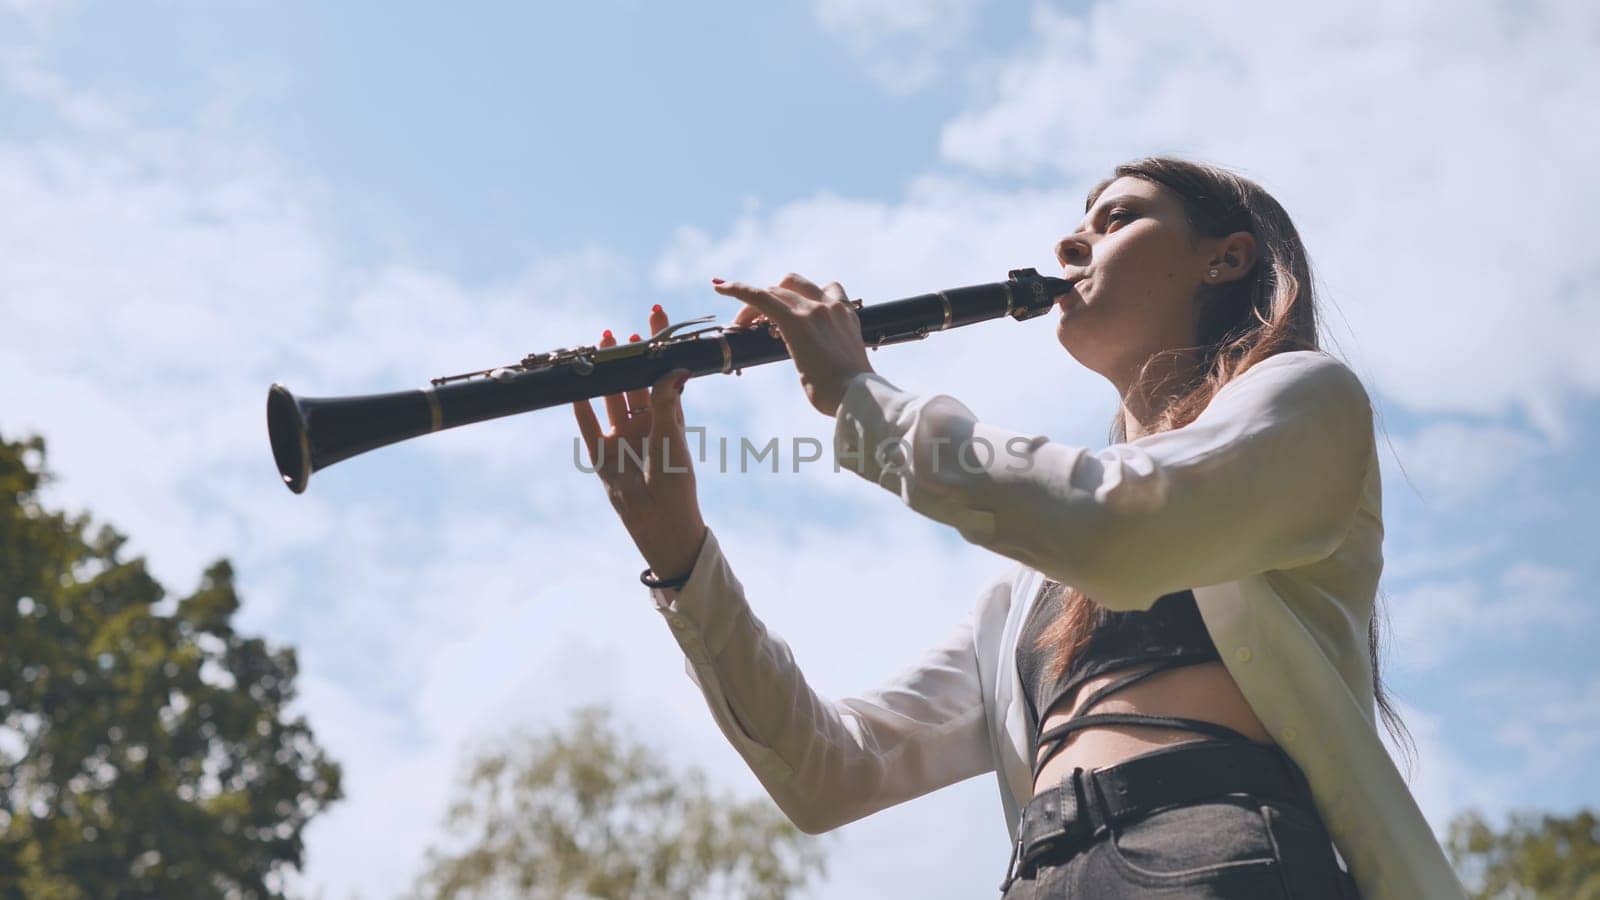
[1106, 208, 1134, 229]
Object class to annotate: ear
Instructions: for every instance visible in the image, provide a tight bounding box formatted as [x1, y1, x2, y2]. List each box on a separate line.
[1208, 231, 1258, 284]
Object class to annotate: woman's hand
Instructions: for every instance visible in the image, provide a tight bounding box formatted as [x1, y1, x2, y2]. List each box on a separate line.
[572, 305, 707, 582]
[714, 272, 875, 416]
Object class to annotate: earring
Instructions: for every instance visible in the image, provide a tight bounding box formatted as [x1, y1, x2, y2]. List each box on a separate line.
[1208, 267, 1219, 279]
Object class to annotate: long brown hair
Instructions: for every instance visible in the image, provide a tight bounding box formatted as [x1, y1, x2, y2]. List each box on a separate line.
[1032, 156, 1413, 766]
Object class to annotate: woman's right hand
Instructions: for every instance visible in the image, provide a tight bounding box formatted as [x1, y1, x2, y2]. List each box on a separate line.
[572, 304, 707, 583]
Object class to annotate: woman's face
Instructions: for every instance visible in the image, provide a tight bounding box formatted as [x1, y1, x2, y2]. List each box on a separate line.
[1052, 175, 1217, 385]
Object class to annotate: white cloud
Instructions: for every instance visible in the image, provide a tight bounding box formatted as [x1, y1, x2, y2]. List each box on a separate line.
[7, 2, 1592, 897]
[1465, 674, 1600, 795]
[813, 0, 985, 94]
[1386, 561, 1586, 673]
[1381, 420, 1550, 512]
[936, 0, 1600, 441]
[1376, 539, 1501, 584]
[668, 0, 1600, 444]
[0, 0, 69, 34]
[0, 42, 1040, 899]
[1382, 700, 1505, 837]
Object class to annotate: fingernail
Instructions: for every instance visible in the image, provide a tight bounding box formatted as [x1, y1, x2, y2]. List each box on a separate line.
[629, 333, 641, 342]
[676, 374, 689, 393]
[711, 277, 725, 285]
[602, 329, 613, 340]
[651, 303, 663, 314]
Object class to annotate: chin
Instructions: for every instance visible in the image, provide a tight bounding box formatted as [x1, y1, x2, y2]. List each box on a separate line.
[1056, 321, 1091, 365]
[1057, 318, 1115, 373]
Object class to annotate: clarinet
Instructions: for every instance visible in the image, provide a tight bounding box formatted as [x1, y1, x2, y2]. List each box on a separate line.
[266, 267, 1071, 493]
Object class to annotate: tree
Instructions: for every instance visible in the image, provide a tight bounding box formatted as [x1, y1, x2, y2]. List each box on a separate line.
[412, 705, 828, 900]
[1448, 807, 1600, 899]
[0, 433, 342, 898]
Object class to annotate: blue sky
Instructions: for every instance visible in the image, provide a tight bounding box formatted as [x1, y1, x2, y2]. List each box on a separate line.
[9, 0, 1034, 276]
[3, 0, 1597, 897]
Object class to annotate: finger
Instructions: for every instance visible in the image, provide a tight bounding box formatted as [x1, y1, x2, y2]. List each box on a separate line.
[712, 279, 796, 323]
[598, 329, 628, 430]
[777, 271, 824, 301]
[732, 304, 768, 328]
[648, 368, 694, 478]
[649, 302, 669, 340]
[768, 285, 819, 310]
[624, 331, 650, 420]
[821, 281, 850, 304]
[573, 398, 603, 467]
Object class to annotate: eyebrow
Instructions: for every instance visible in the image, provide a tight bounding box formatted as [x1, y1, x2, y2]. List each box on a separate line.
[1077, 194, 1148, 233]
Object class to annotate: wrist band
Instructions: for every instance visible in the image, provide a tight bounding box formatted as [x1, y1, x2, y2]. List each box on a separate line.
[641, 565, 693, 590]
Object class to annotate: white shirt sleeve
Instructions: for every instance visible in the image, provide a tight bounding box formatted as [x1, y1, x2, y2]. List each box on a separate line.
[832, 350, 1375, 612]
[647, 528, 1004, 834]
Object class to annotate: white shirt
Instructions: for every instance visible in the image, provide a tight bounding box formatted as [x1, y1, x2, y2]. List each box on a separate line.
[647, 349, 1467, 900]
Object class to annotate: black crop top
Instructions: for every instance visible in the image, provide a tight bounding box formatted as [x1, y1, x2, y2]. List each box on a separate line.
[1016, 580, 1253, 783]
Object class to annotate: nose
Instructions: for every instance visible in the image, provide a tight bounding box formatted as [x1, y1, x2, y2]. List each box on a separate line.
[1055, 233, 1090, 268]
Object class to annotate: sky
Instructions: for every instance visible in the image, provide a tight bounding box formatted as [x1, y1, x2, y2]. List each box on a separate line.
[2, 0, 1598, 897]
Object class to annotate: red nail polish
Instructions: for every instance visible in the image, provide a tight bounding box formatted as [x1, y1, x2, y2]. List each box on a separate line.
[629, 333, 641, 342]
[711, 277, 725, 285]
[651, 303, 663, 314]
[676, 374, 689, 393]
[602, 329, 613, 340]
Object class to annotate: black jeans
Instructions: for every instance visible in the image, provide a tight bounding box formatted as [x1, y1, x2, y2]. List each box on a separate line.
[1000, 743, 1361, 899]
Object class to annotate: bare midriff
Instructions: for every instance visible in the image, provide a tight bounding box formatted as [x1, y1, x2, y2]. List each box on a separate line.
[1031, 659, 1276, 797]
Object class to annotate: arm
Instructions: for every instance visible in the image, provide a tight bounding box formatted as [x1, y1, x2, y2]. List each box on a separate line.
[647, 528, 1004, 834]
[833, 350, 1375, 612]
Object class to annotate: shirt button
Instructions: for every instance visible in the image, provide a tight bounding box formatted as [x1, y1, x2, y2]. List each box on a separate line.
[1234, 646, 1253, 663]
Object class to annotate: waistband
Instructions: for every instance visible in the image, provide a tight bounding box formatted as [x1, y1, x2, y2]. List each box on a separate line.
[1000, 738, 1317, 892]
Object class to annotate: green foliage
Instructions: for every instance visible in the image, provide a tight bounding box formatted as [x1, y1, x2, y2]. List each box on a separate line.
[412, 705, 827, 900]
[0, 433, 342, 898]
[1448, 807, 1600, 899]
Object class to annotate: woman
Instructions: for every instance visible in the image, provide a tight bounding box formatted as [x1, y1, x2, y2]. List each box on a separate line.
[572, 157, 1466, 899]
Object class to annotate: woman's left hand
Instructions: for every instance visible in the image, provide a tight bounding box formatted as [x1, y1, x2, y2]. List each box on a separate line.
[713, 272, 876, 416]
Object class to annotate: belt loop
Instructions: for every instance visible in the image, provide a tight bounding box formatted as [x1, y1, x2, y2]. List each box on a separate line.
[1076, 765, 1109, 840]
[998, 832, 1024, 894]
[1061, 766, 1078, 832]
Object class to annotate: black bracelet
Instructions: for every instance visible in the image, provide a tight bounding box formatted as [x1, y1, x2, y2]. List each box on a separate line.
[641, 565, 693, 590]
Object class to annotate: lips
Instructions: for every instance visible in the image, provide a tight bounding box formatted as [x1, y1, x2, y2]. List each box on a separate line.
[1058, 277, 1085, 311]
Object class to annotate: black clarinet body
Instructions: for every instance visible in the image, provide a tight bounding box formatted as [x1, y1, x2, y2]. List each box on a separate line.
[266, 267, 1070, 493]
